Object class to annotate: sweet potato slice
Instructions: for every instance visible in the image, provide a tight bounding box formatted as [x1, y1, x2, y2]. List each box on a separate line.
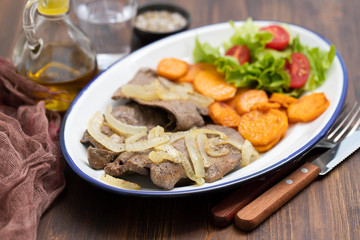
[193, 69, 237, 101]
[234, 89, 269, 115]
[178, 63, 203, 83]
[226, 88, 250, 109]
[250, 102, 281, 111]
[157, 58, 189, 81]
[208, 102, 242, 128]
[269, 93, 298, 108]
[253, 119, 287, 152]
[238, 109, 288, 147]
[254, 136, 281, 153]
[287, 92, 330, 123]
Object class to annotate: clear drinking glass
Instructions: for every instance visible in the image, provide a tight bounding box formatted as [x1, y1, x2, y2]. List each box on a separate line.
[72, 0, 138, 70]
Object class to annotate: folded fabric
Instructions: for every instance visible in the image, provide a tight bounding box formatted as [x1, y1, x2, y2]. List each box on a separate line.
[0, 58, 65, 240]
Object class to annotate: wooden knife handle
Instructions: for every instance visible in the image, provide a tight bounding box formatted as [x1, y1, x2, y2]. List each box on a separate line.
[210, 180, 272, 227]
[210, 168, 289, 227]
[210, 158, 304, 227]
[234, 162, 321, 231]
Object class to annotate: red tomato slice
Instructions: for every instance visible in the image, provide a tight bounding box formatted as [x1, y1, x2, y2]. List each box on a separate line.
[225, 45, 250, 65]
[285, 52, 310, 88]
[260, 25, 290, 51]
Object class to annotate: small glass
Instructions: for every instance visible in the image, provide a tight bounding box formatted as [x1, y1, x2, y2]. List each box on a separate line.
[72, 0, 138, 70]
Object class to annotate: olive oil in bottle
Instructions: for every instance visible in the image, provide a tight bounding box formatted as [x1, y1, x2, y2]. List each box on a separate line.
[12, 0, 97, 112]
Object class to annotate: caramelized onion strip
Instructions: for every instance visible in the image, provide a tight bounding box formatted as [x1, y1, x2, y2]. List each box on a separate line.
[185, 131, 206, 178]
[192, 129, 227, 139]
[196, 133, 211, 168]
[121, 82, 159, 101]
[105, 105, 147, 136]
[241, 140, 260, 167]
[125, 135, 170, 152]
[206, 138, 230, 157]
[101, 174, 141, 190]
[179, 152, 205, 186]
[87, 111, 125, 152]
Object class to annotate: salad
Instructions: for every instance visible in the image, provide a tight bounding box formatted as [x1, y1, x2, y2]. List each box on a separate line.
[193, 18, 336, 97]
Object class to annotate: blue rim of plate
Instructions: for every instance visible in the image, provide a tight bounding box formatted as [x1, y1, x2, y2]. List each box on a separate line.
[60, 21, 348, 197]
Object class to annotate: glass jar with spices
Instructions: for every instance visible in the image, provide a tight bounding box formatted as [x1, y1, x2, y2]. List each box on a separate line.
[12, 0, 97, 112]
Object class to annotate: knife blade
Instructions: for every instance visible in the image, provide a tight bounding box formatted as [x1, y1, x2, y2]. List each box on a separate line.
[234, 129, 360, 231]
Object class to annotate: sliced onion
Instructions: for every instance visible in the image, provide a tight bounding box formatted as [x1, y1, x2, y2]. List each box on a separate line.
[158, 77, 193, 95]
[157, 76, 175, 89]
[101, 174, 140, 190]
[121, 82, 159, 101]
[126, 135, 170, 152]
[178, 151, 205, 186]
[149, 150, 167, 163]
[241, 140, 260, 167]
[196, 133, 211, 167]
[212, 138, 244, 151]
[168, 131, 187, 143]
[87, 111, 125, 152]
[158, 77, 213, 107]
[192, 128, 227, 139]
[125, 131, 147, 144]
[156, 80, 188, 100]
[121, 76, 213, 107]
[185, 131, 205, 178]
[148, 125, 165, 139]
[187, 92, 214, 107]
[179, 82, 194, 93]
[149, 150, 180, 163]
[105, 105, 147, 135]
[206, 138, 230, 157]
[155, 144, 182, 163]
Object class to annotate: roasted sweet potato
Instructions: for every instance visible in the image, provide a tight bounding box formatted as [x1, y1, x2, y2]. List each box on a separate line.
[193, 69, 237, 101]
[157, 58, 189, 81]
[178, 62, 219, 83]
[226, 88, 250, 109]
[250, 102, 281, 111]
[178, 63, 203, 83]
[287, 92, 330, 123]
[234, 89, 269, 115]
[254, 136, 281, 152]
[238, 108, 288, 148]
[209, 102, 242, 128]
[269, 93, 298, 108]
[253, 120, 287, 152]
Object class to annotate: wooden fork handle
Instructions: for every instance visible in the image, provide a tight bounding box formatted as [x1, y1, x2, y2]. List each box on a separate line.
[234, 162, 321, 231]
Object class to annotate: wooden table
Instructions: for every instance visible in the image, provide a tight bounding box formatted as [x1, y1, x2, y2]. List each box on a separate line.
[1, 0, 359, 239]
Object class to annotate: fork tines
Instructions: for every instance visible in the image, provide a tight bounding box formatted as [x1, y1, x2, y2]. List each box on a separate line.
[326, 101, 360, 142]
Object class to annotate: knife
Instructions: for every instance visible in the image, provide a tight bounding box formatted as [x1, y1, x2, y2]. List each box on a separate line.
[234, 128, 360, 231]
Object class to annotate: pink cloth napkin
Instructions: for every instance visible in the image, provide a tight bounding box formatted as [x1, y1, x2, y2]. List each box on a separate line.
[0, 58, 66, 240]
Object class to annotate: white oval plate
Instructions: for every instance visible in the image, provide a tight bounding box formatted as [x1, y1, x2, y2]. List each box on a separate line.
[60, 21, 347, 196]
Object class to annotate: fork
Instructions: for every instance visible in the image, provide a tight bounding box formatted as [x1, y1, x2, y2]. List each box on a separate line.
[315, 101, 360, 148]
[210, 101, 360, 227]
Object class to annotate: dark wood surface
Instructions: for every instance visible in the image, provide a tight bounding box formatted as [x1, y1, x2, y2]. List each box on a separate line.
[2, 0, 360, 239]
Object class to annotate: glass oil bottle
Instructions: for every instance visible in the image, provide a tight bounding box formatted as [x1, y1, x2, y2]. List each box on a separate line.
[12, 0, 97, 112]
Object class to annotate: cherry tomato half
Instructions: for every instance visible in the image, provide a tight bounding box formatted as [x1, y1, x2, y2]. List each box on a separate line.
[260, 25, 290, 51]
[285, 52, 310, 88]
[225, 45, 250, 65]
